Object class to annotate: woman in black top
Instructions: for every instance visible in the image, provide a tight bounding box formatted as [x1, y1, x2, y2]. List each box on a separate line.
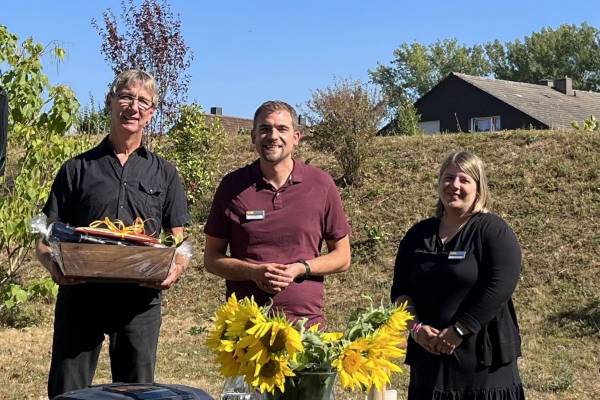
[391, 151, 525, 400]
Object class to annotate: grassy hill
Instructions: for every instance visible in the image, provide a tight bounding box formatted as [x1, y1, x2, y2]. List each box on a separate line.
[1, 130, 599, 399]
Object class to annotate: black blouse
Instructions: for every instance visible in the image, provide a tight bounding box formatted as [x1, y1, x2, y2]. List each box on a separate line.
[391, 213, 523, 367]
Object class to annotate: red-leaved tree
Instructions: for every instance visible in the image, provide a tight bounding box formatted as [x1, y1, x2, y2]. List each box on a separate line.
[92, 0, 193, 134]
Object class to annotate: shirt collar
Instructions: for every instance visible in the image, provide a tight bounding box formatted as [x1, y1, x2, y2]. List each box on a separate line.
[250, 158, 305, 189]
[97, 135, 149, 159]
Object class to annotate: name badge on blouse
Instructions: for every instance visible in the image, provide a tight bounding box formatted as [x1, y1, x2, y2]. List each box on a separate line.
[246, 210, 266, 220]
[448, 251, 466, 260]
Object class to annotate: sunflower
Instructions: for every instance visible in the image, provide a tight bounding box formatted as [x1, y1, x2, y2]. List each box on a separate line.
[216, 350, 241, 377]
[226, 296, 266, 339]
[332, 338, 372, 391]
[376, 304, 412, 344]
[363, 331, 406, 390]
[321, 331, 344, 343]
[246, 315, 304, 359]
[206, 293, 240, 351]
[234, 332, 269, 375]
[247, 355, 295, 394]
[384, 303, 413, 332]
[370, 329, 407, 360]
[230, 316, 303, 383]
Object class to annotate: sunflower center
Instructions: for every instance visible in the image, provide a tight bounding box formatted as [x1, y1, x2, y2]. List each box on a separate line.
[260, 359, 280, 378]
[342, 351, 362, 373]
[262, 330, 286, 352]
[244, 319, 254, 331]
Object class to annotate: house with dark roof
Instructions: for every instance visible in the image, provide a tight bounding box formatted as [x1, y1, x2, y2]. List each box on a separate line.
[408, 72, 600, 134]
[204, 107, 254, 135]
[204, 106, 308, 135]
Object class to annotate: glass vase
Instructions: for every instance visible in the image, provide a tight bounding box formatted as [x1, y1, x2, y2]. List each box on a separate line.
[221, 376, 258, 400]
[265, 371, 336, 400]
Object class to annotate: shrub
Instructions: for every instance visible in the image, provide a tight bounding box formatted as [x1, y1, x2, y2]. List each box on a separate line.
[383, 96, 422, 136]
[306, 78, 385, 186]
[155, 103, 224, 219]
[571, 115, 599, 132]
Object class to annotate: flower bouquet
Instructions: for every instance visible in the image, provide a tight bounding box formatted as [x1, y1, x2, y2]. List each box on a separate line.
[207, 294, 412, 399]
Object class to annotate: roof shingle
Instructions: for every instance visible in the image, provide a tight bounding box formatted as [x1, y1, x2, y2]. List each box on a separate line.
[452, 72, 600, 128]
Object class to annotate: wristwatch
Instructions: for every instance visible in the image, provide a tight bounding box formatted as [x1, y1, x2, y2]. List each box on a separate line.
[452, 322, 468, 339]
[294, 260, 311, 283]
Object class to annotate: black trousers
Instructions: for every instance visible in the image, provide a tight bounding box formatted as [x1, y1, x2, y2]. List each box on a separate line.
[48, 284, 162, 399]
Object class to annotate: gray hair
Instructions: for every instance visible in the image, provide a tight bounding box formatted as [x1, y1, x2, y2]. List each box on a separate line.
[105, 69, 158, 109]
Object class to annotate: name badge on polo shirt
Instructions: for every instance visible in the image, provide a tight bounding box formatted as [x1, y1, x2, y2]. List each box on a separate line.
[448, 251, 466, 260]
[246, 210, 266, 220]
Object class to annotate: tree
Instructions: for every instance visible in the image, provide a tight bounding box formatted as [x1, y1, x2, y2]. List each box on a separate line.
[370, 39, 491, 132]
[0, 27, 79, 137]
[0, 25, 91, 324]
[485, 23, 600, 91]
[370, 38, 492, 103]
[383, 95, 422, 136]
[372, 24, 600, 110]
[92, 0, 193, 134]
[306, 78, 385, 186]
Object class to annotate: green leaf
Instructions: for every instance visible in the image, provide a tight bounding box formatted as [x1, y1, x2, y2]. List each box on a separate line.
[54, 47, 65, 61]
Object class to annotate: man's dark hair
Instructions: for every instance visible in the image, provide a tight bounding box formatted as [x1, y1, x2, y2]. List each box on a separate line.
[253, 100, 298, 131]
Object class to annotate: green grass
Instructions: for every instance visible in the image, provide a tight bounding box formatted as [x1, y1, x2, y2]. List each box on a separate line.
[1, 129, 599, 399]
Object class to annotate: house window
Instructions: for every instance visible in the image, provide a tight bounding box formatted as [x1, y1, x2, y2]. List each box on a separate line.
[418, 120, 440, 134]
[470, 116, 501, 132]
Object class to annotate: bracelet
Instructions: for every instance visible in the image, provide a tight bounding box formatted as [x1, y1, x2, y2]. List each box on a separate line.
[410, 322, 422, 340]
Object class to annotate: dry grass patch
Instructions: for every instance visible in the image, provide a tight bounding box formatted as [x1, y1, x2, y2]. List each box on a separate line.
[1, 130, 599, 399]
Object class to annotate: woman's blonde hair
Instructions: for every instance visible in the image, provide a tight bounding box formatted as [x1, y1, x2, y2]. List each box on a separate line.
[435, 151, 491, 218]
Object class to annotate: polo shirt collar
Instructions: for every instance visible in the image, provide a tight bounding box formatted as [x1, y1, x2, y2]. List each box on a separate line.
[250, 158, 305, 189]
[98, 135, 150, 159]
[290, 159, 305, 183]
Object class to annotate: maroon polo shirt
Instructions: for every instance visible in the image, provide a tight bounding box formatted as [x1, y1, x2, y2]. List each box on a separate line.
[205, 159, 350, 325]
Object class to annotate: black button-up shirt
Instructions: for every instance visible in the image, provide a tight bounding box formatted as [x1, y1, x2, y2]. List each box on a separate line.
[43, 136, 189, 236]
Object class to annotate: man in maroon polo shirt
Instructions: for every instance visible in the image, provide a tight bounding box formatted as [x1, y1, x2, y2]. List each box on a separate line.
[204, 100, 351, 326]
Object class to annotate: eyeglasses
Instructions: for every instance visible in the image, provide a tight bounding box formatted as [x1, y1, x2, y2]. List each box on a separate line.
[115, 93, 154, 111]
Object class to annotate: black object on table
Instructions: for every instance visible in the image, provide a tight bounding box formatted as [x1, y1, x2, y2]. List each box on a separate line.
[52, 383, 214, 400]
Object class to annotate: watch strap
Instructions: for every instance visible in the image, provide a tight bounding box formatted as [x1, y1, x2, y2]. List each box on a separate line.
[299, 260, 311, 277]
[294, 260, 311, 283]
[453, 322, 469, 338]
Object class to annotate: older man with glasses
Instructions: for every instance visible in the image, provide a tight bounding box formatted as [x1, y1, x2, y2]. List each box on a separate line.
[36, 69, 190, 398]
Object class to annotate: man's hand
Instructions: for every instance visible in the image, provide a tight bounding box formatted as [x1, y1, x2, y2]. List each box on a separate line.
[151, 226, 189, 290]
[283, 262, 307, 280]
[155, 251, 189, 290]
[35, 240, 84, 285]
[252, 263, 296, 293]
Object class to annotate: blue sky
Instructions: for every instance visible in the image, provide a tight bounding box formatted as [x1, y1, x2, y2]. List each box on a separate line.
[3, 1, 599, 119]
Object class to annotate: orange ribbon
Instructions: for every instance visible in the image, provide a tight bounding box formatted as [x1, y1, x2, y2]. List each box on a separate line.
[89, 217, 147, 238]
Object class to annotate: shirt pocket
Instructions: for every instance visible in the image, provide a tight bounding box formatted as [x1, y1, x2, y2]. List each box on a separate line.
[138, 179, 164, 219]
